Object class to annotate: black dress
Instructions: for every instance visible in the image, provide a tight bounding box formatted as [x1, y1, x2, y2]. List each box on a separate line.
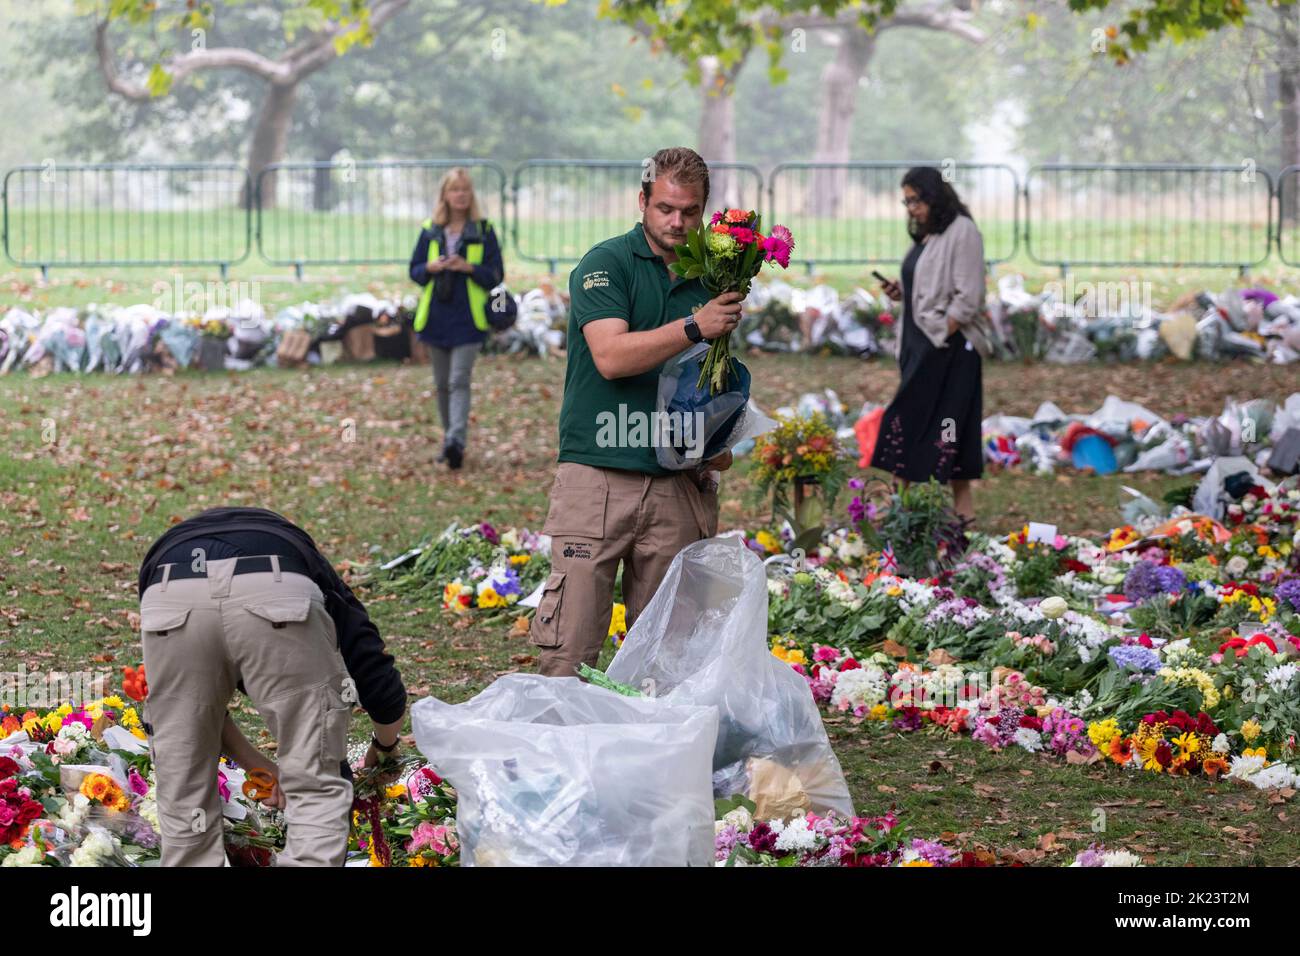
[870, 237, 983, 483]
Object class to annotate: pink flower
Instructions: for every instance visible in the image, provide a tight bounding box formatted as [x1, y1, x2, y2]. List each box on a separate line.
[0, 804, 14, 827]
[64, 710, 94, 732]
[408, 821, 457, 856]
[128, 768, 149, 797]
[729, 227, 756, 245]
[814, 646, 839, 663]
[762, 225, 794, 268]
[217, 770, 231, 803]
[407, 766, 444, 802]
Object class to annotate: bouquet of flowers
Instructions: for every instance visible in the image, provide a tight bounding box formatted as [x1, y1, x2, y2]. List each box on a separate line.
[749, 411, 849, 548]
[670, 208, 794, 394]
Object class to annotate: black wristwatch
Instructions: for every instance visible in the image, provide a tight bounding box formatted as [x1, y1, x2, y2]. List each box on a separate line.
[371, 734, 399, 753]
[684, 314, 704, 344]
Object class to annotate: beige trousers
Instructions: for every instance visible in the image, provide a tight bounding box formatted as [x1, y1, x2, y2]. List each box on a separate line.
[530, 462, 719, 678]
[140, 558, 354, 866]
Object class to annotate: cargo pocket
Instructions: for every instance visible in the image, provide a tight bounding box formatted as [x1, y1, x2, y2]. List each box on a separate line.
[139, 605, 192, 637]
[528, 571, 566, 649]
[319, 681, 352, 767]
[243, 596, 313, 630]
[541, 466, 608, 539]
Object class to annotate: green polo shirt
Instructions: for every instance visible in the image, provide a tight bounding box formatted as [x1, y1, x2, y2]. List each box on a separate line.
[558, 222, 711, 475]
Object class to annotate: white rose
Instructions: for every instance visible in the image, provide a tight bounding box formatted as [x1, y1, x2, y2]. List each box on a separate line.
[723, 806, 754, 832]
[1039, 596, 1068, 619]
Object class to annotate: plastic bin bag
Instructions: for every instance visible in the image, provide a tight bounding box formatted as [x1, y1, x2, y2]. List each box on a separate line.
[606, 536, 854, 820]
[411, 673, 718, 867]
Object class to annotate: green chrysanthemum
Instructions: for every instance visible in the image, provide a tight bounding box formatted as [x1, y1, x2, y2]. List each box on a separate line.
[704, 229, 739, 258]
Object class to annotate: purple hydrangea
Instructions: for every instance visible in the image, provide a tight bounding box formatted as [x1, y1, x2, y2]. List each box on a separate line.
[1122, 562, 1186, 603]
[1108, 644, 1162, 673]
[1277, 578, 1300, 614]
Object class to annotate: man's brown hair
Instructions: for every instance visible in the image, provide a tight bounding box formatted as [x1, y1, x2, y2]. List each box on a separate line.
[641, 147, 710, 207]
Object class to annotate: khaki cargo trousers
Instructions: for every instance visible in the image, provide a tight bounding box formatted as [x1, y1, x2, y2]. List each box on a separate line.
[531, 462, 719, 677]
[140, 557, 353, 866]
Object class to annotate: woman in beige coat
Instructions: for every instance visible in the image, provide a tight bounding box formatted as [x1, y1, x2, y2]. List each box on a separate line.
[872, 166, 992, 523]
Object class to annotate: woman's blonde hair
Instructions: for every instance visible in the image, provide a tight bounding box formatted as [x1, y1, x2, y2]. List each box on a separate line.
[432, 167, 483, 226]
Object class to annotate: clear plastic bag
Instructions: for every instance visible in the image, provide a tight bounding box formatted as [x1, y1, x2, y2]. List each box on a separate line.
[606, 536, 854, 820]
[411, 674, 719, 866]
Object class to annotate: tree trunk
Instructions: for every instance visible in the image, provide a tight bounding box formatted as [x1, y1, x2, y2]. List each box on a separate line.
[243, 82, 300, 210]
[697, 56, 741, 208]
[810, 30, 877, 218]
[313, 147, 343, 212]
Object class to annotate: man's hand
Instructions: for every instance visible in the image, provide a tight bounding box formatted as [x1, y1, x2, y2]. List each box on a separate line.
[879, 277, 903, 302]
[704, 449, 733, 472]
[693, 291, 744, 340]
[363, 741, 397, 770]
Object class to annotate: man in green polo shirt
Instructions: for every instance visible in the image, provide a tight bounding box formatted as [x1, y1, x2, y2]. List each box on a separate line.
[531, 146, 744, 678]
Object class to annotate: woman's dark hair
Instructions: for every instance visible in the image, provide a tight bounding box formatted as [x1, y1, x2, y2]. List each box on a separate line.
[901, 166, 973, 240]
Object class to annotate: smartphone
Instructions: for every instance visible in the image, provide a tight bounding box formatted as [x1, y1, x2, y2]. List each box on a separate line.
[871, 270, 889, 284]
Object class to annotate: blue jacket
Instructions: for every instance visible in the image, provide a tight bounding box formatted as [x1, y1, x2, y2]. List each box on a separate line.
[408, 219, 505, 348]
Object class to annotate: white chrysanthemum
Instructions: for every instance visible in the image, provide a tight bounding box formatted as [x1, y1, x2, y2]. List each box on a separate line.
[1225, 556, 1249, 577]
[830, 666, 888, 713]
[1212, 733, 1231, 754]
[825, 577, 862, 610]
[1227, 755, 1268, 781]
[57, 721, 90, 742]
[773, 816, 819, 853]
[836, 536, 867, 563]
[1264, 664, 1298, 694]
[1, 844, 45, 867]
[1249, 763, 1299, 791]
[1101, 849, 1144, 867]
[767, 578, 787, 598]
[69, 829, 119, 867]
[1014, 727, 1044, 752]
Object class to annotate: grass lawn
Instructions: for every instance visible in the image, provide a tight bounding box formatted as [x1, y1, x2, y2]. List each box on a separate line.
[1, 352, 1297, 864]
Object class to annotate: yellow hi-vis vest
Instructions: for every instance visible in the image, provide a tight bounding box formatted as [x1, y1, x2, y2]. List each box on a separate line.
[414, 218, 490, 334]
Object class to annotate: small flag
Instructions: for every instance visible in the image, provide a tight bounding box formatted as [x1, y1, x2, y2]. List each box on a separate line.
[879, 543, 898, 572]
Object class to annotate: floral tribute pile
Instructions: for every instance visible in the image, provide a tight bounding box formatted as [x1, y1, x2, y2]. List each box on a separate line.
[375, 474, 1300, 797]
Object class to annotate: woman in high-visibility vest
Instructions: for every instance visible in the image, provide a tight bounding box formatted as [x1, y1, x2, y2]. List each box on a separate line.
[409, 168, 504, 470]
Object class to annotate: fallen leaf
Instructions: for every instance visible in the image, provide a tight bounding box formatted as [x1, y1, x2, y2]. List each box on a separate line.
[881, 638, 909, 658]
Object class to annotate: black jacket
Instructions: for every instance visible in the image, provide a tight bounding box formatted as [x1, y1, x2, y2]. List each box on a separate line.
[137, 507, 406, 725]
